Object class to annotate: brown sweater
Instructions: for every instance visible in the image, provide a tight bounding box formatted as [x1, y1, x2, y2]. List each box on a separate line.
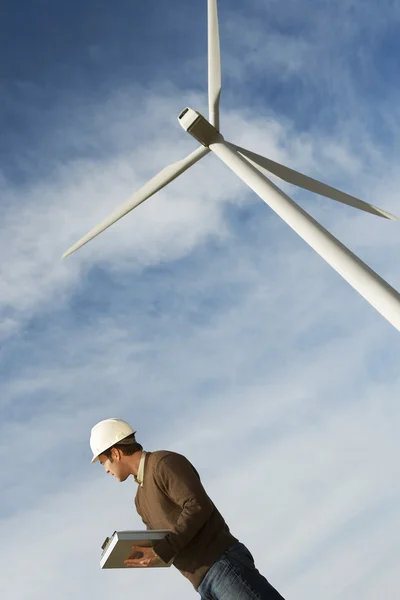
[135, 450, 238, 589]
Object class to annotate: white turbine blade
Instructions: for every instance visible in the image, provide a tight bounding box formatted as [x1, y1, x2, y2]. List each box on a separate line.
[63, 145, 209, 258]
[208, 0, 222, 130]
[229, 143, 397, 221]
[208, 139, 400, 332]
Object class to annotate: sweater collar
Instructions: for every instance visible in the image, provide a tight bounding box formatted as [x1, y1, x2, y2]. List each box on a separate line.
[134, 451, 147, 487]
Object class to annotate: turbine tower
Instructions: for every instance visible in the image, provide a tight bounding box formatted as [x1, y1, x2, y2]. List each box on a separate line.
[63, 0, 400, 332]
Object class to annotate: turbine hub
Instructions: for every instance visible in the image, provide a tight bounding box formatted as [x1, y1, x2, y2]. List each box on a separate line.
[178, 108, 221, 147]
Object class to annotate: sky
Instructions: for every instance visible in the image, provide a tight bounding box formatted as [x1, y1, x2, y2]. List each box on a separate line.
[1, 0, 400, 598]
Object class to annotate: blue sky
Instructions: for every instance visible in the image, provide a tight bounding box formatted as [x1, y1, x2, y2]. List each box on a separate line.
[1, 1, 400, 599]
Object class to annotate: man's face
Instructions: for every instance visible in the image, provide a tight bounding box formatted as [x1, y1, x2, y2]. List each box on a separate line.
[99, 450, 130, 482]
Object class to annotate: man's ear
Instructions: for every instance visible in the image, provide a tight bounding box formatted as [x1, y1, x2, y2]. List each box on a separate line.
[111, 447, 121, 462]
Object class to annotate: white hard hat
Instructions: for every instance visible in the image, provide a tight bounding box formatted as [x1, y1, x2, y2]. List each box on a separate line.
[90, 418, 136, 464]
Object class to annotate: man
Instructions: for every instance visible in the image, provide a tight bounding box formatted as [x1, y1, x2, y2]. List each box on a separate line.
[90, 417, 285, 600]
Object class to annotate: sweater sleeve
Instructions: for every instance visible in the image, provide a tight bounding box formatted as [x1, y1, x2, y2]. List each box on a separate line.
[152, 454, 214, 563]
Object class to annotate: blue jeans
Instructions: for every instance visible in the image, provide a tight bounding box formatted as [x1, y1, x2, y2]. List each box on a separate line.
[197, 542, 285, 600]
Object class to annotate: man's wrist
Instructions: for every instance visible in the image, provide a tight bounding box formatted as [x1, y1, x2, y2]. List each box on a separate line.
[153, 539, 175, 564]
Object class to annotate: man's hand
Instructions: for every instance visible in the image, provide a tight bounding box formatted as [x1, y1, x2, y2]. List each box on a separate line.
[124, 546, 164, 568]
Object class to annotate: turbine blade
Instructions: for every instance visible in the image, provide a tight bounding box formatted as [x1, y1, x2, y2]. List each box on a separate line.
[63, 145, 209, 258]
[208, 0, 222, 130]
[229, 143, 397, 221]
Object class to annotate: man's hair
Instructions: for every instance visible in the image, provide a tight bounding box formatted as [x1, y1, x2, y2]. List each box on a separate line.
[102, 434, 143, 460]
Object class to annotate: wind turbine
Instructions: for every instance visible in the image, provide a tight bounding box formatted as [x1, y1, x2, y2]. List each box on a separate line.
[63, 0, 400, 332]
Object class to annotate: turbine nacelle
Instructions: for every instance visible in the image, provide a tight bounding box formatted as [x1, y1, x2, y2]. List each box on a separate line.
[178, 108, 221, 147]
